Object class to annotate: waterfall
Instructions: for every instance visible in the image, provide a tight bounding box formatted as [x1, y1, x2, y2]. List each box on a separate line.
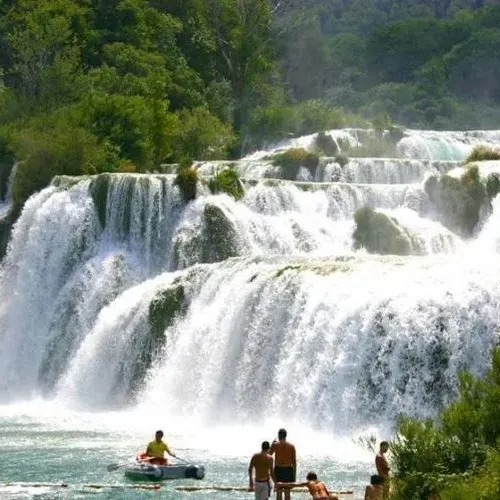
[1, 128, 500, 434]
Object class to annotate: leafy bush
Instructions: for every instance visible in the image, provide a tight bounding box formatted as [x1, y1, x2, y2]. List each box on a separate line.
[272, 148, 319, 180]
[172, 107, 236, 161]
[465, 145, 500, 164]
[391, 348, 500, 500]
[174, 162, 198, 202]
[208, 167, 244, 200]
[10, 123, 117, 209]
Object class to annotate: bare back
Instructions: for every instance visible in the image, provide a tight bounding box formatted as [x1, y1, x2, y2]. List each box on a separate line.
[365, 485, 383, 500]
[270, 441, 296, 467]
[307, 480, 332, 499]
[249, 452, 273, 481]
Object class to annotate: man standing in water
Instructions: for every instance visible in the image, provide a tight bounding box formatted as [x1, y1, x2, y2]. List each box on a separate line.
[248, 441, 274, 500]
[269, 429, 296, 500]
[144, 430, 176, 465]
[375, 441, 390, 499]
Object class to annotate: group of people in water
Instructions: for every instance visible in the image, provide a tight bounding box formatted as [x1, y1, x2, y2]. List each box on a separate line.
[248, 429, 391, 500]
[141, 428, 391, 499]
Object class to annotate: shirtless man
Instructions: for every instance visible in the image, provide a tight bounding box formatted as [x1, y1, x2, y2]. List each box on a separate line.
[277, 471, 339, 500]
[249, 441, 274, 500]
[269, 429, 296, 500]
[365, 474, 383, 500]
[375, 442, 390, 500]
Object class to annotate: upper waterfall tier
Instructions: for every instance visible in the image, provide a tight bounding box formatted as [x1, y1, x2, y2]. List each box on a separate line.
[197, 158, 457, 184]
[242, 128, 500, 162]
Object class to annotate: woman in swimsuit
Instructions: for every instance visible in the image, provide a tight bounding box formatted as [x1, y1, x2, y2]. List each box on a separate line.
[276, 471, 339, 500]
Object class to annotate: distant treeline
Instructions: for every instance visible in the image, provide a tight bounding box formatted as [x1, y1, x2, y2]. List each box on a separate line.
[1, 1, 500, 208]
[276, 0, 500, 129]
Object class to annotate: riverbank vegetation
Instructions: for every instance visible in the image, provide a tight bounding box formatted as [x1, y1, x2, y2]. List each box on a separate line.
[391, 348, 500, 500]
[1, 1, 500, 207]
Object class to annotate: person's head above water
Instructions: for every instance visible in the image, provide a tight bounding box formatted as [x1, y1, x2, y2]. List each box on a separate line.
[155, 430, 164, 441]
[370, 474, 383, 485]
[278, 428, 287, 440]
[261, 441, 270, 452]
[306, 472, 318, 481]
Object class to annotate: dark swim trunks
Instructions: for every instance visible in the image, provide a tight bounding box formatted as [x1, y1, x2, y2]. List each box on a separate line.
[274, 465, 295, 482]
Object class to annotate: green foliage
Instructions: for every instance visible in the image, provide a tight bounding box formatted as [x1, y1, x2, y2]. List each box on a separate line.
[171, 107, 236, 161]
[425, 166, 488, 237]
[174, 163, 198, 203]
[10, 121, 117, 209]
[272, 148, 319, 180]
[208, 167, 244, 200]
[465, 146, 500, 164]
[391, 348, 500, 500]
[84, 94, 173, 169]
[353, 206, 415, 255]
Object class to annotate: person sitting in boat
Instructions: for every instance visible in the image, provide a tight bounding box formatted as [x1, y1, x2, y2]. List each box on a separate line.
[276, 471, 339, 500]
[143, 430, 176, 465]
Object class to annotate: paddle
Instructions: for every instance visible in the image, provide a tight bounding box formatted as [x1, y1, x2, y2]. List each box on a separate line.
[106, 461, 134, 472]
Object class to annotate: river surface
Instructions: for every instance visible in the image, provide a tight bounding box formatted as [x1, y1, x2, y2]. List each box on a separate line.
[0, 402, 371, 499]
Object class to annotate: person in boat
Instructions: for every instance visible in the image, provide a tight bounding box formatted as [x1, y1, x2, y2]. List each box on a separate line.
[276, 471, 339, 500]
[248, 440, 274, 499]
[269, 428, 296, 500]
[143, 430, 176, 465]
[375, 441, 390, 499]
[365, 474, 383, 500]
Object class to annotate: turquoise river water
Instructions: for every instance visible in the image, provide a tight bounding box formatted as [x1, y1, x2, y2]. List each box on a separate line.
[0, 402, 372, 499]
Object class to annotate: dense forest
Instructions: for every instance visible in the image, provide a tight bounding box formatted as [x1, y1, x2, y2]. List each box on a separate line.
[1, 0, 500, 208]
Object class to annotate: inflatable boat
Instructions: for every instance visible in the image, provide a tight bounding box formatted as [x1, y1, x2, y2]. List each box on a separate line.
[124, 462, 206, 481]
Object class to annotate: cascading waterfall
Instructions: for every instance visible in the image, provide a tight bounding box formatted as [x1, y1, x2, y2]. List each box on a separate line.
[1, 129, 500, 437]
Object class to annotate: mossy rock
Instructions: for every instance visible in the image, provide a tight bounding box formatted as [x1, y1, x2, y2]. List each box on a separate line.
[173, 202, 240, 268]
[272, 148, 319, 180]
[387, 125, 405, 143]
[353, 207, 413, 256]
[486, 173, 500, 199]
[149, 282, 186, 342]
[0, 160, 14, 202]
[202, 203, 239, 262]
[128, 281, 187, 394]
[465, 145, 500, 164]
[0, 210, 14, 260]
[208, 167, 244, 200]
[314, 132, 338, 156]
[335, 154, 349, 168]
[425, 165, 488, 237]
[90, 173, 111, 228]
